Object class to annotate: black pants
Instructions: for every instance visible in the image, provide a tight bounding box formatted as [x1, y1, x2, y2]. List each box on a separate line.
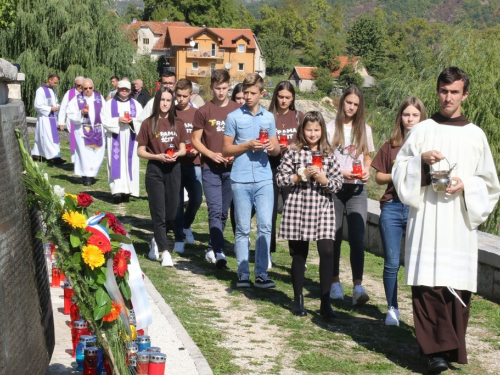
[271, 167, 291, 253]
[145, 161, 181, 252]
[289, 239, 334, 298]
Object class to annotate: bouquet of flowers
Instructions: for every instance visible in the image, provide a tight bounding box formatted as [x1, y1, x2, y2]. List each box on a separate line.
[16, 129, 138, 374]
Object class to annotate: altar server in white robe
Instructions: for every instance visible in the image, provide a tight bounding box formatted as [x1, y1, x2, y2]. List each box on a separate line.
[101, 80, 143, 203]
[66, 78, 106, 186]
[58, 76, 84, 162]
[393, 67, 500, 373]
[31, 73, 66, 164]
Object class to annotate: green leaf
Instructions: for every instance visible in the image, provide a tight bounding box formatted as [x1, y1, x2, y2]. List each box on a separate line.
[94, 267, 107, 285]
[70, 233, 80, 247]
[119, 280, 131, 301]
[109, 233, 132, 244]
[71, 252, 82, 272]
[95, 287, 111, 307]
[94, 299, 111, 321]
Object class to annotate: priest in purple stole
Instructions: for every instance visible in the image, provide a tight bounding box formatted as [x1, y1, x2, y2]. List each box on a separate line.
[31, 73, 66, 164]
[67, 78, 106, 186]
[58, 76, 84, 163]
[101, 80, 144, 203]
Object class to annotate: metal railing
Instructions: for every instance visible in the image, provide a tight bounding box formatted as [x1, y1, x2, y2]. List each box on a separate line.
[186, 68, 212, 77]
[186, 48, 225, 59]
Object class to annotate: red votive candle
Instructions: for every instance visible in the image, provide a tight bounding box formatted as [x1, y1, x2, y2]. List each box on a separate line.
[312, 151, 323, 169]
[279, 134, 288, 146]
[124, 111, 131, 121]
[148, 353, 166, 375]
[72, 320, 88, 358]
[185, 140, 192, 152]
[51, 264, 61, 288]
[70, 297, 80, 328]
[83, 347, 98, 375]
[166, 144, 176, 157]
[136, 351, 150, 375]
[352, 159, 363, 178]
[259, 128, 268, 143]
[63, 281, 73, 315]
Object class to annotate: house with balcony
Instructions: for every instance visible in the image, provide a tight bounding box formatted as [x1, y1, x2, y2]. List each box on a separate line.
[125, 20, 266, 81]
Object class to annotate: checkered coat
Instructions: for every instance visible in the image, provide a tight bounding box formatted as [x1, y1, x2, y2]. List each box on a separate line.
[276, 146, 343, 241]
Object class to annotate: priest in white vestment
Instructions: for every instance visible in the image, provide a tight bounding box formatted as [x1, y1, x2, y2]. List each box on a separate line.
[393, 67, 500, 372]
[66, 78, 106, 186]
[101, 80, 143, 203]
[58, 76, 84, 162]
[31, 73, 66, 164]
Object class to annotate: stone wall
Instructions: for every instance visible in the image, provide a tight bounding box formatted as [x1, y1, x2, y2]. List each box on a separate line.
[0, 61, 53, 374]
[350, 199, 500, 303]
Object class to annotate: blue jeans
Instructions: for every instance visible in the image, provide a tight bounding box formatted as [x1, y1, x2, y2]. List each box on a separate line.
[174, 165, 203, 242]
[232, 180, 273, 277]
[379, 196, 409, 309]
[202, 166, 232, 254]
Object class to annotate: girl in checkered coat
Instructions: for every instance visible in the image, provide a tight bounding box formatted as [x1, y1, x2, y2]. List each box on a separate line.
[276, 111, 343, 318]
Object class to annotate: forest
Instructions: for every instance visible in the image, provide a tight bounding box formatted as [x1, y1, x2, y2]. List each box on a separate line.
[1, 0, 500, 234]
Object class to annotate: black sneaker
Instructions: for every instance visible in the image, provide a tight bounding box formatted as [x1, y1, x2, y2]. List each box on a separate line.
[428, 356, 448, 373]
[236, 274, 251, 288]
[255, 273, 276, 289]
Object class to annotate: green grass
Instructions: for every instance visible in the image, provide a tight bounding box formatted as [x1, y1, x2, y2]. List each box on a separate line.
[33, 134, 500, 375]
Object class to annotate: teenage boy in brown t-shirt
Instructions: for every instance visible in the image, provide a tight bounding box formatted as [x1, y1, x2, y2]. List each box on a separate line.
[173, 79, 203, 254]
[191, 70, 239, 268]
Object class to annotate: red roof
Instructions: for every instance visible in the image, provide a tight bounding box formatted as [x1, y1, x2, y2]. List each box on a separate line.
[331, 56, 360, 77]
[124, 21, 191, 51]
[290, 67, 316, 80]
[166, 26, 256, 49]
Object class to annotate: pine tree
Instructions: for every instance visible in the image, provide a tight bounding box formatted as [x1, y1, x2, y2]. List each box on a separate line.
[0, 0, 137, 115]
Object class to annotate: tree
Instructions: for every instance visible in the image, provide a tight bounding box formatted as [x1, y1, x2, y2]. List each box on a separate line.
[0, 0, 137, 116]
[313, 67, 333, 95]
[121, 4, 144, 24]
[338, 65, 364, 88]
[0, 0, 18, 29]
[347, 14, 387, 76]
[259, 33, 296, 75]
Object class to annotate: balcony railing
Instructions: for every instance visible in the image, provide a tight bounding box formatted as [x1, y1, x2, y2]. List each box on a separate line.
[163, 48, 175, 58]
[186, 49, 225, 59]
[186, 68, 212, 77]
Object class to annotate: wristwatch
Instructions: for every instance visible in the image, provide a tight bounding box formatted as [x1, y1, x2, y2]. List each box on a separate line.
[297, 167, 308, 182]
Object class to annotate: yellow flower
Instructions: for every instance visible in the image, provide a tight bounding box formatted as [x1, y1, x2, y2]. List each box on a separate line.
[82, 245, 105, 270]
[65, 193, 78, 202]
[121, 324, 137, 341]
[62, 211, 87, 229]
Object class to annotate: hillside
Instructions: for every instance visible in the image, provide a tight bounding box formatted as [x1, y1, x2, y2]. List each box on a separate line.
[246, 0, 500, 28]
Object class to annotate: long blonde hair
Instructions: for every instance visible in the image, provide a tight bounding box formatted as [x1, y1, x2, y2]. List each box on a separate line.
[390, 97, 427, 147]
[332, 86, 368, 157]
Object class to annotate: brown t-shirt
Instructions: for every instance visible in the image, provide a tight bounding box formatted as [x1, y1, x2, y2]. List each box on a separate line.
[176, 106, 200, 166]
[136, 117, 187, 156]
[192, 100, 239, 169]
[371, 141, 402, 209]
[270, 110, 304, 168]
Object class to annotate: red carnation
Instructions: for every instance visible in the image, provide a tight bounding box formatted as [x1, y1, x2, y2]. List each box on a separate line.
[119, 249, 131, 260]
[100, 213, 117, 228]
[111, 224, 127, 236]
[87, 233, 112, 254]
[113, 252, 128, 277]
[77, 192, 93, 207]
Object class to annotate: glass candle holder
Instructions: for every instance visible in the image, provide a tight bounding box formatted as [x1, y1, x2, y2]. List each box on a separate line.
[70, 297, 80, 328]
[126, 343, 139, 366]
[83, 347, 98, 375]
[185, 140, 192, 152]
[124, 111, 131, 121]
[312, 151, 323, 169]
[136, 351, 150, 375]
[63, 281, 73, 315]
[76, 335, 96, 371]
[72, 320, 88, 358]
[136, 335, 151, 352]
[279, 134, 288, 146]
[148, 353, 167, 375]
[51, 264, 61, 288]
[166, 144, 176, 157]
[259, 127, 268, 143]
[352, 159, 363, 178]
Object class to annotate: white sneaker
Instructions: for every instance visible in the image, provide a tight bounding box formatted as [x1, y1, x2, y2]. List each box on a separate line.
[267, 253, 273, 271]
[148, 238, 159, 261]
[385, 306, 400, 326]
[161, 251, 173, 267]
[329, 282, 344, 300]
[215, 252, 227, 269]
[205, 250, 216, 264]
[173, 242, 185, 253]
[183, 228, 195, 244]
[352, 285, 370, 306]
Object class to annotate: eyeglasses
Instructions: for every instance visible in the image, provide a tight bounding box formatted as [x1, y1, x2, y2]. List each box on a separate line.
[76, 84, 83, 88]
[83, 87, 93, 90]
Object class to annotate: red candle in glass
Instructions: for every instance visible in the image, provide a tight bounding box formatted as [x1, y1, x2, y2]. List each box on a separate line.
[70, 298, 80, 328]
[279, 134, 288, 146]
[103, 358, 112, 375]
[51, 264, 61, 288]
[136, 351, 150, 375]
[63, 282, 73, 315]
[126, 344, 139, 366]
[83, 347, 98, 375]
[259, 128, 268, 143]
[124, 111, 131, 121]
[166, 144, 176, 157]
[148, 353, 167, 375]
[352, 159, 363, 178]
[84, 105, 89, 111]
[185, 140, 192, 152]
[312, 151, 323, 169]
[72, 321, 88, 358]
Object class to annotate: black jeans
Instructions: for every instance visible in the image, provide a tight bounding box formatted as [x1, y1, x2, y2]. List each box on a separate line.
[271, 167, 291, 253]
[145, 161, 181, 252]
[332, 184, 367, 281]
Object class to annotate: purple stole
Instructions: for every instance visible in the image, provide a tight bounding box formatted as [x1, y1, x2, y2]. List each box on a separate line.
[68, 88, 77, 152]
[110, 98, 137, 180]
[77, 92, 104, 148]
[41, 86, 59, 143]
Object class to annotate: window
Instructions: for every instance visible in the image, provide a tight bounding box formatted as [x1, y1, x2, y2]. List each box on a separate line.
[193, 43, 199, 51]
[238, 63, 244, 71]
[192, 62, 199, 70]
[211, 43, 216, 57]
[143, 38, 149, 45]
[238, 44, 245, 53]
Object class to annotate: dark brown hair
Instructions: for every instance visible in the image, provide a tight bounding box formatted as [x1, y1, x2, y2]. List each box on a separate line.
[295, 111, 333, 155]
[332, 86, 367, 157]
[175, 78, 193, 93]
[210, 69, 230, 86]
[268, 81, 296, 113]
[390, 97, 427, 147]
[437, 67, 469, 94]
[148, 87, 176, 135]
